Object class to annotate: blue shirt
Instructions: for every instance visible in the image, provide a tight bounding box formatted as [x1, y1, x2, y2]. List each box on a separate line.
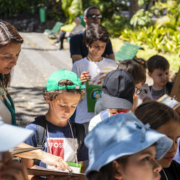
[25, 119, 88, 168]
[70, 31, 114, 58]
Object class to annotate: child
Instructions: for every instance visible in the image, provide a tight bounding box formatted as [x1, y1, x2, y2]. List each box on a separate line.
[85, 113, 173, 180]
[95, 60, 146, 115]
[147, 55, 173, 100]
[72, 24, 117, 134]
[89, 69, 134, 131]
[135, 101, 180, 180]
[21, 70, 88, 179]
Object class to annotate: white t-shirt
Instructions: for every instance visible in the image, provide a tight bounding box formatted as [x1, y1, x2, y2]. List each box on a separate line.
[0, 92, 12, 124]
[72, 57, 117, 124]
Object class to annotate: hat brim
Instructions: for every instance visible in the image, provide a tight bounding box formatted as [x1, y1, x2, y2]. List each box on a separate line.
[0, 123, 34, 152]
[102, 92, 133, 110]
[86, 130, 172, 176]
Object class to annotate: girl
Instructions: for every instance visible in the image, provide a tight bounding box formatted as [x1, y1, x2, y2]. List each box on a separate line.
[135, 101, 180, 180]
[85, 113, 173, 180]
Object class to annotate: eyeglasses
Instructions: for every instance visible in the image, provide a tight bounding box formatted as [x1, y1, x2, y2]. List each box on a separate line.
[135, 86, 142, 95]
[88, 14, 102, 19]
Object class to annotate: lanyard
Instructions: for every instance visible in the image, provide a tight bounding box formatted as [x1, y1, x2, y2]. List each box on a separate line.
[46, 121, 78, 166]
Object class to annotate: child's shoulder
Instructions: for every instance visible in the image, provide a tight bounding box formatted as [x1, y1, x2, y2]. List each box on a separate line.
[73, 57, 88, 66]
[102, 58, 117, 66]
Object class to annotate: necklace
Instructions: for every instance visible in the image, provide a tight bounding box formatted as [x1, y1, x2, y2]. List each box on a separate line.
[0, 74, 16, 125]
[162, 168, 168, 180]
[87, 55, 103, 63]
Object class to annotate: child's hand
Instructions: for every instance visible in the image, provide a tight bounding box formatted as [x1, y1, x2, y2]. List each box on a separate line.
[131, 94, 138, 112]
[47, 175, 78, 180]
[80, 71, 91, 83]
[41, 152, 71, 171]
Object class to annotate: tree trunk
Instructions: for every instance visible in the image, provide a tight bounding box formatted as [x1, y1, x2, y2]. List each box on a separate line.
[129, 0, 139, 19]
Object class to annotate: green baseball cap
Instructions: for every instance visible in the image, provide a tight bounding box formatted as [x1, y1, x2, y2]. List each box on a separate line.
[46, 69, 85, 91]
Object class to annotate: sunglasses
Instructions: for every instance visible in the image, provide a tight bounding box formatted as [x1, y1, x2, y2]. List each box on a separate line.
[88, 14, 102, 19]
[135, 86, 142, 95]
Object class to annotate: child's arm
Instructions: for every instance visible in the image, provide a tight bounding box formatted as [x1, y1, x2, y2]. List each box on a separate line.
[16, 143, 70, 171]
[79, 161, 86, 173]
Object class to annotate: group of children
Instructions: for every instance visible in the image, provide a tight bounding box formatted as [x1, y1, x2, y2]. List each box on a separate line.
[20, 23, 180, 180]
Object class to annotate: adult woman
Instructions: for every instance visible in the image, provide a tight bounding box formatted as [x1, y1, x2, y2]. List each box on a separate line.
[135, 101, 180, 180]
[85, 113, 173, 180]
[0, 21, 70, 171]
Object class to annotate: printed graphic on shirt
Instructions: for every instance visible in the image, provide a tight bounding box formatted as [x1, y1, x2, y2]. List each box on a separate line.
[47, 138, 78, 163]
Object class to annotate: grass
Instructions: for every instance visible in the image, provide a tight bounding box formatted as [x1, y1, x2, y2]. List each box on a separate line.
[111, 37, 180, 72]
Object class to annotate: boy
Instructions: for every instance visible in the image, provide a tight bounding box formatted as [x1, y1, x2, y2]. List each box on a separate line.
[21, 70, 88, 179]
[147, 55, 173, 100]
[72, 24, 117, 134]
[94, 60, 146, 115]
[89, 69, 135, 132]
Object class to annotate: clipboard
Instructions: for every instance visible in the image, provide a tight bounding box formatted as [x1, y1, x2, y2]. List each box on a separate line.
[28, 166, 87, 180]
[11, 147, 43, 155]
[157, 94, 180, 113]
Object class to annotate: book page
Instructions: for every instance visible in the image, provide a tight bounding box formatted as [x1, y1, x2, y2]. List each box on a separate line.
[138, 84, 153, 100]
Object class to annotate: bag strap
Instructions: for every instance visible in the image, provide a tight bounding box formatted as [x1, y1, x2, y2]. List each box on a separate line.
[34, 115, 47, 166]
[74, 123, 85, 153]
[100, 109, 109, 121]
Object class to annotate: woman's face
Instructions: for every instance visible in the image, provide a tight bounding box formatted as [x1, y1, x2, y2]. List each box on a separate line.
[157, 120, 180, 168]
[0, 43, 21, 74]
[115, 146, 161, 180]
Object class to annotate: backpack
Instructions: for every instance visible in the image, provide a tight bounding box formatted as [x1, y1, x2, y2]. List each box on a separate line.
[34, 115, 85, 165]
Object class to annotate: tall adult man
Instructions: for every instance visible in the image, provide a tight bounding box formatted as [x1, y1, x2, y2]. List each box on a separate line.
[70, 6, 115, 63]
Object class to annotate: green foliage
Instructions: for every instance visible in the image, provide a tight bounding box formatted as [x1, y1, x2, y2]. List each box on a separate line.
[0, 0, 27, 17]
[130, 9, 153, 26]
[102, 14, 129, 37]
[120, 26, 180, 54]
[0, 0, 45, 17]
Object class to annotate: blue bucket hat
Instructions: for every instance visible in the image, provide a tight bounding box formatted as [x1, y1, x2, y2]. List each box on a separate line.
[85, 113, 173, 176]
[0, 119, 34, 152]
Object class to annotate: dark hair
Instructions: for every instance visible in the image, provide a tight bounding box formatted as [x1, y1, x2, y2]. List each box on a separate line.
[43, 80, 85, 101]
[84, 24, 109, 47]
[134, 101, 180, 129]
[84, 6, 100, 17]
[87, 156, 128, 180]
[147, 55, 170, 73]
[0, 21, 23, 87]
[117, 60, 146, 85]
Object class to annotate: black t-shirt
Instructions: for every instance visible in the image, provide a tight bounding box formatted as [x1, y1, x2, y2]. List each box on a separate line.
[70, 31, 114, 58]
[160, 160, 180, 180]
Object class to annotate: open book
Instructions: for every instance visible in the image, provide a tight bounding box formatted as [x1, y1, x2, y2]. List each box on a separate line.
[28, 165, 87, 180]
[11, 147, 42, 155]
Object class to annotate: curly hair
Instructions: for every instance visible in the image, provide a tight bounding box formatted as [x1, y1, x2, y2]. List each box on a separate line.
[83, 24, 109, 47]
[43, 80, 85, 101]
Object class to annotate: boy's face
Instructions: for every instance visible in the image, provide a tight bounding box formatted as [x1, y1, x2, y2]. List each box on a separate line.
[86, 40, 107, 59]
[148, 69, 169, 88]
[46, 92, 81, 122]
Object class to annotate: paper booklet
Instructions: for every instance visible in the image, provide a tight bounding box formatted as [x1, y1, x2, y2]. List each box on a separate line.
[138, 84, 153, 100]
[11, 147, 43, 155]
[89, 67, 116, 85]
[28, 165, 87, 180]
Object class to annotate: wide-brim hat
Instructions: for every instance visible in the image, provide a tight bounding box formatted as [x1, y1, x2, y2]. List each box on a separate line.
[85, 113, 173, 176]
[0, 119, 34, 152]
